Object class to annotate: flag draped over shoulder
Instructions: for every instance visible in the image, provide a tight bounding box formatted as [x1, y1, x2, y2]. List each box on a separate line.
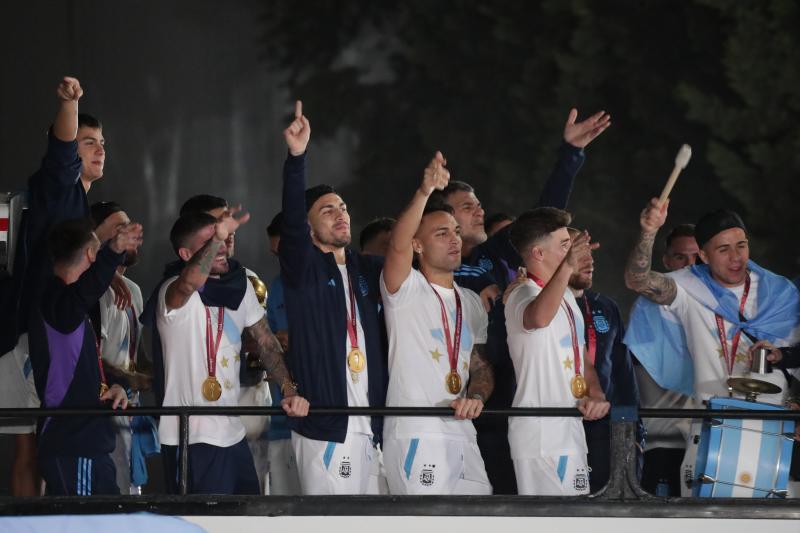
[624, 261, 800, 396]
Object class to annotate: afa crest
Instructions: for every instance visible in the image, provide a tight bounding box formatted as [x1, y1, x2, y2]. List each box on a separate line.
[339, 458, 352, 478]
[593, 314, 610, 333]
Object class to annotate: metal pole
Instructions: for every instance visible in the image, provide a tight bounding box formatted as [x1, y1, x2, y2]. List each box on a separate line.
[179, 413, 189, 496]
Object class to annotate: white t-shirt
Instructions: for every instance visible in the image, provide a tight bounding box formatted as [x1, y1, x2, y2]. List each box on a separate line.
[99, 275, 144, 372]
[338, 265, 371, 435]
[668, 271, 787, 403]
[380, 269, 488, 441]
[505, 279, 587, 459]
[157, 275, 264, 447]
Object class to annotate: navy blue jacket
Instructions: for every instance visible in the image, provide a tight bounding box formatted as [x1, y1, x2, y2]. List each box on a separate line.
[0, 130, 87, 355]
[31, 245, 126, 457]
[280, 152, 388, 444]
[578, 291, 640, 407]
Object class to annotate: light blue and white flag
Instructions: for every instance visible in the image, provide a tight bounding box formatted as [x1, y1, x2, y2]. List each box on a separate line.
[625, 261, 800, 395]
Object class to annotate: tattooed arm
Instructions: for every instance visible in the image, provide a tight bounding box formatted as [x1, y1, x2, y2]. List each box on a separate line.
[623, 198, 677, 305]
[165, 207, 250, 311]
[243, 317, 310, 416]
[452, 343, 494, 420]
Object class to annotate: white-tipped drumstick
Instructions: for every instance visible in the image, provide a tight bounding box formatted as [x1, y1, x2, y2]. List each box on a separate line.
[659, 144, 692, 206]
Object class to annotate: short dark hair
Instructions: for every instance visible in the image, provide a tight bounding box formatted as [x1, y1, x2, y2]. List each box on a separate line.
[665, 224, 696, 249]
[90, 201, 124, 227]
[429, 180, 474, 206]
[169, 212, 218, 254]
[509, 207, 572, 255]
[359, 217, 395, 250]
[305, 185, 337, 212]
[78, 113, 102, 130]
[48, 218, 97, 267]
[179, 195, 227, 217]
[267, 212, 283, 238]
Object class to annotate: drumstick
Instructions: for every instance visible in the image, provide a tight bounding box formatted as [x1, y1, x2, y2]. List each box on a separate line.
[658, 144, 692, 206]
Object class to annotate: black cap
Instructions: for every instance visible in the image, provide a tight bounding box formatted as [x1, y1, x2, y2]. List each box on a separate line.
[304, 184, 337, 212]
[694, 209, 747, 249]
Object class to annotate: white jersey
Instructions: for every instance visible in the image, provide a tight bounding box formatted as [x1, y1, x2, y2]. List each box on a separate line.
[338, 264, 371, 435]
[99, 275, 144, 372]
[380, 269, 488, 441]
[668, 271, 787, 403]
[505, 279, 587, 459]
[157, 275, 264, 447]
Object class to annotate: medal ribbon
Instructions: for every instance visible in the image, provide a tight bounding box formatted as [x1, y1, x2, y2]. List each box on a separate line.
[429, 282, 462, 376]
[126, 306, 138, 370]
[714, 274, 751, 375]
[527, 273, 582, 375]
[205, 306, 225, 378]
[580, 295, 597, 365]
[345, 269, 360, 351]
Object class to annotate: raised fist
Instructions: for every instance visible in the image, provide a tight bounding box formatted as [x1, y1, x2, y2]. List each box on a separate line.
[640, 197, 668, 234]
[56, 77, 83, 102]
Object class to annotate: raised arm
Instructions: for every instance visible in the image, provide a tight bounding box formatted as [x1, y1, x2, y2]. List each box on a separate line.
[624, 198, 677, 305]
[53, 77, 83, 142]
[242, 317, 309, 416]
[279, 101, 314, 285]
[165, 207, 249, 311]
[383, 151, 450, 294]
[522, 231, 596, 330]
[538, 109, 610, 209]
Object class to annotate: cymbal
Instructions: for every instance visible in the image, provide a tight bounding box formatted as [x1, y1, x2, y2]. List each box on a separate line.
[727, 377, 782, 397]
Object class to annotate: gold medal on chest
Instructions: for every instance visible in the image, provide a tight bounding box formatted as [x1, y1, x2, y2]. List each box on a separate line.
[202, 376, 223, 401]
[347, 348, 366, 373]
[446, 370, 462, 395]
[571, 374, 587, 399]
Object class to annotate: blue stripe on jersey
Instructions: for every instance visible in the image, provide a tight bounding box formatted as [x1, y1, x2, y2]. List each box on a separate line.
[557, 455, 568, 483]
[76, 458, 82, 495]
[714, 419, 742, 497]
[404, 439, 420, 480]
[87, 458, 93, 495]
[323, 441, 336, 470]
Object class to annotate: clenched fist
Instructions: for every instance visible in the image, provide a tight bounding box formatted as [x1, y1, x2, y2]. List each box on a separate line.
[56, 77, 83, 102]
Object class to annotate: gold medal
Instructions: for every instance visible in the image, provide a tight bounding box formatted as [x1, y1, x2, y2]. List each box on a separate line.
[347, 348, 366, 373]
[571, 374, 587, 399]
[99, 383, 109, 397]
[202, 376, 223, 401]
[446, 370, 462, 395]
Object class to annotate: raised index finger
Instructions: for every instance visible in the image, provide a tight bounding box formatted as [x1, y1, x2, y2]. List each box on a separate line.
[295, 100, 302, 119]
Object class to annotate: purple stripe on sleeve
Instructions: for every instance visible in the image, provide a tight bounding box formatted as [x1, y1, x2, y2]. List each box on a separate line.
[43, 321, 86, 408]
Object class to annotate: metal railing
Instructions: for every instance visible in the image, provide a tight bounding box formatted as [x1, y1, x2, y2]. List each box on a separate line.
[1, 405, 800, 518]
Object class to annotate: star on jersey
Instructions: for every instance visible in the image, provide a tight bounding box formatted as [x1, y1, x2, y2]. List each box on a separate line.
[563, 357, 573, 370]
[462, 361, 468, 372]
[220, 356, 229, 368]
[431, 348, 443, 362]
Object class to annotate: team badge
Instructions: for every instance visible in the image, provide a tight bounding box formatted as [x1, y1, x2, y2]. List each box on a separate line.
[593, 314, 610, 333]
[420, 468, 435, 487]
[478, 258, 493, 272]
[339, 460, 352, 478]
[359, 275, 369, 297]
[573, 469, 588, 491]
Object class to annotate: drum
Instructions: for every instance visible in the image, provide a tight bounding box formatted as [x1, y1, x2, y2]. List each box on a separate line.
[691, 397, 794, 498]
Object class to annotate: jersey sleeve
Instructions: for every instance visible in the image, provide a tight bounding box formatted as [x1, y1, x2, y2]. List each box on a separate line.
[504, 281, 541, 335]
[379, 268, 427, 309]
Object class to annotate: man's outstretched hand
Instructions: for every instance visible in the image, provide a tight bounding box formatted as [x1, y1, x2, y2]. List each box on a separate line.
[563, 109, 611, 149]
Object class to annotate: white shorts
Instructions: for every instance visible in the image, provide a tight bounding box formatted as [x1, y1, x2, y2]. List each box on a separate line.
[383, 437, 492, 495]
[0, 334, 39, 435]
[266, 438, 301, 495]
[291, 431, 374, 495]
[514, 455, 590, 495]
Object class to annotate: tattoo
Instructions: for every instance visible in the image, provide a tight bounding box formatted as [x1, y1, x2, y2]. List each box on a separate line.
[467, 344, 494, 401]
[243, 317, 293, 386]
[624, 231, 677, 305]
[191, 238, 224, 276]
